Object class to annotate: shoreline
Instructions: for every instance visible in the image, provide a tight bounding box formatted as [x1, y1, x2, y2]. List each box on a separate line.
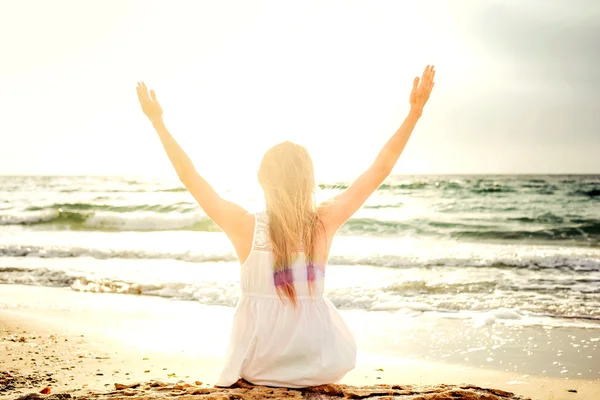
[1, 285, 599, 399]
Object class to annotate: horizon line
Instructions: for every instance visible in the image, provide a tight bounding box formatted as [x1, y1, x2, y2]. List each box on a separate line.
[1, 172, 599, 178]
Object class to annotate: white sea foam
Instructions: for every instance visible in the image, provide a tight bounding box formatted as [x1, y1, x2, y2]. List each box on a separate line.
[1, 261, 599, 329]
[0, 210, 59, 225]
[2, 240, 600, 272]
[83, 212, 205, 231]
[473, 308, 523, 327]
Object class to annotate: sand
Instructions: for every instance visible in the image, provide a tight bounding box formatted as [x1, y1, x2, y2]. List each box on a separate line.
[1, 285, 599, 399]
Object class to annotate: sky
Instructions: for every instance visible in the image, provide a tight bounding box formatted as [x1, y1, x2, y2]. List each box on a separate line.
[0, 0, 598, 182]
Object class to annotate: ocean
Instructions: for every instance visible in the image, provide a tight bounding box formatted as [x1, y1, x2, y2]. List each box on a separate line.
[1, 174, 599, 328]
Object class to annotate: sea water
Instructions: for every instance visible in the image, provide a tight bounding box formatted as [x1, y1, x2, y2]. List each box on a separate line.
[1, 174, 599, 328]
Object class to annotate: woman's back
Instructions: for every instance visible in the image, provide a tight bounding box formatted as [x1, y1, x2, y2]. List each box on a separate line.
[241, 211, 325, 298]
[216, 212, 356, 388]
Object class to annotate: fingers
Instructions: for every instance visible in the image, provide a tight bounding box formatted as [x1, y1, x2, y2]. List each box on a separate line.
[150, 89, 158, 103]
[136, 81, 154, 104]
[422, 65, 432, 76]
[142, 82, 149, 101]
[136, 82, 146, 100]
[413, 77, 420, 91]
[426, 65, 435, 83]
[426, 66, 435, 97]
[421, 65, 436, 93]
[421, 65, 430, 82]
[136, 82, 144, 103]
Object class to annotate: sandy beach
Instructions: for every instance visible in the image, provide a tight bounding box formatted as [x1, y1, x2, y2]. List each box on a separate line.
[1, 284, 599, 399]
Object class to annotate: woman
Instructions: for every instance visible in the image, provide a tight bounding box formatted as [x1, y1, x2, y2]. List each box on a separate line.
[135, 65, 435, 387]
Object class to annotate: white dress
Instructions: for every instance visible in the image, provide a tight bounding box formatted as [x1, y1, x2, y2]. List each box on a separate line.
[216, 212, 357, 388]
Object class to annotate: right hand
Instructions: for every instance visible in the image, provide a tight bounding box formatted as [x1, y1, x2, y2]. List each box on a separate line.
[409, 65, 435, 114]
[136, 81, 163, 123]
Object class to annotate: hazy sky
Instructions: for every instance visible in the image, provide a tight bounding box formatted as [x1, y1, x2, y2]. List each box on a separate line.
[0, 0, 598, 181]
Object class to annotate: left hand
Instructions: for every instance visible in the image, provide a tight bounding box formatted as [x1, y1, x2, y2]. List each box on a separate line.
[409, 65, 435, 115]
[136, 82, 163, 122]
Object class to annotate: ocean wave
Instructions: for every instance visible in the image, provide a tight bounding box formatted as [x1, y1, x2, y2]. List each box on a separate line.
[379, 182, 429, 190]
[0, 210, 86, 225]
[572, 189, 600, 198]
[0, 244, 237, 263]
[319, 181, 461, 191]
[2, 243, 599, 271]
[454, 222, 600, 243]
[2, 208, 599, 245]
[519, 183, 558, 194]
[3, 266, 597, 322]
[320, 180, 537, 194]
[0, 266, 77, 287]
[470, 185, 515, 194]
[25, 202, 197, 213]
[341, 217, 600, 243]
[0, 209, 218, 231]
[318, 183, 349, 190]
[507, 213, 565, 224]
[328, 254, 600, 272]
[363, 202, 404, 209]
[156, 187, 188, 193]
[382, 279, 498, 295]
[339, 218, 422, 235]
[54, 187, 189, 193]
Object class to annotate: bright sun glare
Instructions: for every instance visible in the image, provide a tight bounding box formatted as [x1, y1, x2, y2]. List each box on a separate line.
[0, 0, 467, 181]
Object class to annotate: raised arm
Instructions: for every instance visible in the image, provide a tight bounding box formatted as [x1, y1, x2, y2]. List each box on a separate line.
[319, 65, 436, 233]
[135, 82, 252, 242]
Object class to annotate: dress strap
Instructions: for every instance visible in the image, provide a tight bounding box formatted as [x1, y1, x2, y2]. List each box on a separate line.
[253, 212, 272, 251]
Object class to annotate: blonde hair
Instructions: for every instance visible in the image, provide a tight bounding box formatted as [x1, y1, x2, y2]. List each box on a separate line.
[258, 141, 321, 306]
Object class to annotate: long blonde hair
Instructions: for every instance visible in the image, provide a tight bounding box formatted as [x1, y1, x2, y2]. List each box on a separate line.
[258, 141, 321, 306]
